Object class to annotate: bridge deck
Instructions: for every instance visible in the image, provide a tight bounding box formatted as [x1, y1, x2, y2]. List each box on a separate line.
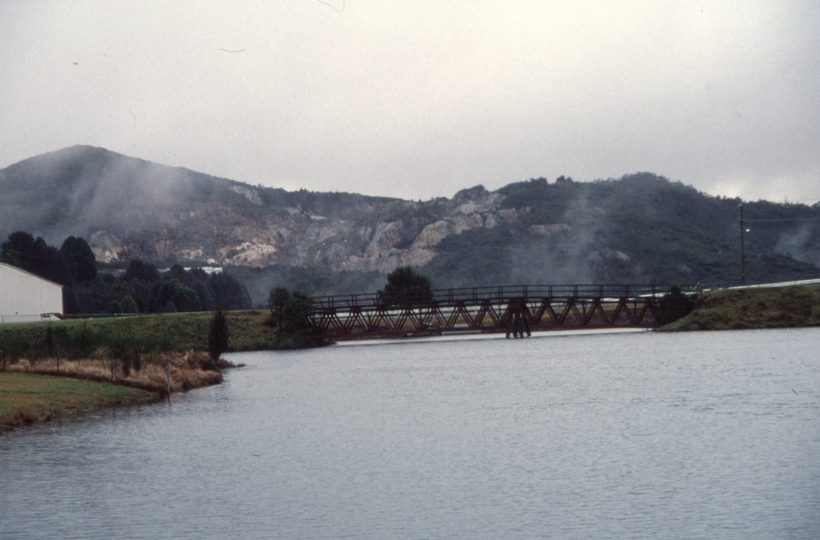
[309, 284, 697, 340]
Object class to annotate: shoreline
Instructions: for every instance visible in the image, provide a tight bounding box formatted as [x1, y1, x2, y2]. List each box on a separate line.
[1, 350, 233, 433]
[5, 284, 820, 433]
[1, 372, 160, 433]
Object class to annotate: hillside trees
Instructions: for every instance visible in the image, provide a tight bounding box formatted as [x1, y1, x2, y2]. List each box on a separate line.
[1, 231, 73, 285]
[1, 231, 97, 286]
[122, 259, 160, 282]
[70, 258, 252, 315]
[0, 231, 251, 314]
[152, 279, 203, 312]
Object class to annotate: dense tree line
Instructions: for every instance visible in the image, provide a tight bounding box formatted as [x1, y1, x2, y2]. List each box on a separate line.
[70, 260, 252, 315]
[1, 231, 251, 315]
[1, 231, 96, 285]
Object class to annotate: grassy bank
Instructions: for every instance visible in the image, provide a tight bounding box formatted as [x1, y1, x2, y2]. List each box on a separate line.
[0, 372, 156, 433]
[662, 284, 820, 331]
[0, 350, 228, 432]
[0, 309, 309, 433]
[0, 310, 281, 429]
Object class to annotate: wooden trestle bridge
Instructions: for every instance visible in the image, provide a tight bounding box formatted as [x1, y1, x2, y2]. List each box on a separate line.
[309, 284, 698, 341]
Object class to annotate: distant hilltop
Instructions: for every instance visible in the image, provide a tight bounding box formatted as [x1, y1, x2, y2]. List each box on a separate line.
[2, 145, 820, 294]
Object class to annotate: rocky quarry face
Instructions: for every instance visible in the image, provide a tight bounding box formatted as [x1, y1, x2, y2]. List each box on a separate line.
[0, 146, 586, 277]
[86, 182, 557, 273]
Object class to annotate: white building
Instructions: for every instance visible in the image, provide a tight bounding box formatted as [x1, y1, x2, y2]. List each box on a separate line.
[0, 262, 63, 323]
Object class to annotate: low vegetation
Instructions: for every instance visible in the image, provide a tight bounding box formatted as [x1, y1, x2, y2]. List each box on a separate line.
[0, 372, 157, 433]
[661, 284, 820, 331]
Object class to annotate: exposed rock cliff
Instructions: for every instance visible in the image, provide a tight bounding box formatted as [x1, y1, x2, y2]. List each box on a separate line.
[0, 146, 525, 273]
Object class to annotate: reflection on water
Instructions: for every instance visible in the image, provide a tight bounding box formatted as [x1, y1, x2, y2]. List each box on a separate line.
[2, 329, 820, 539]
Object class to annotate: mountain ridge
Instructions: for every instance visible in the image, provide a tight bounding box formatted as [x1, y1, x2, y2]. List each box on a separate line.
[3, 146, 820, 303]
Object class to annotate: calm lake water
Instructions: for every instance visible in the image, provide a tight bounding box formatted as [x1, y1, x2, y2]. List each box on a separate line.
[2, 328, 820, 539]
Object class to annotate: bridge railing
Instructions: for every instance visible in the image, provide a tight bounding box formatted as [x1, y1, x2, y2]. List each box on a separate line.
[309, 283, 692, 313]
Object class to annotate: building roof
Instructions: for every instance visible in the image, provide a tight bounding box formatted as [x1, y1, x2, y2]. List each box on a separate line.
[0, 262, 64, 289]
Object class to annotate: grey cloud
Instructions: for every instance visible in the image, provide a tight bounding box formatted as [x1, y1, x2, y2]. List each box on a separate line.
[1, 1, 819, 203]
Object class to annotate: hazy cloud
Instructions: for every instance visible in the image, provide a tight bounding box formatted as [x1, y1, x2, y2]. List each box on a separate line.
[1, 1, 819, 202]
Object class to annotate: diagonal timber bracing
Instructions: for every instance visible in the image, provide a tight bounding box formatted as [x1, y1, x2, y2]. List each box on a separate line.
[308, 284, 698, 340]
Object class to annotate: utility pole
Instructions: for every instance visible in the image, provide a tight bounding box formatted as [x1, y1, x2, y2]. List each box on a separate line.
[739, 203, 746, 285]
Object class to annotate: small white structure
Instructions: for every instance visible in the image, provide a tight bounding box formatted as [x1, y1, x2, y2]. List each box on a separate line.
[0, 262, 63, 323]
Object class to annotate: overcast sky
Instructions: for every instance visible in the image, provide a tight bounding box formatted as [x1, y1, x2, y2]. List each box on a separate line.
[2, 1, 818, 202]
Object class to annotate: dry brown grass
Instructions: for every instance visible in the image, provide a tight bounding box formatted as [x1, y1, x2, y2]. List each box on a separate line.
[5, 349, 226, 397]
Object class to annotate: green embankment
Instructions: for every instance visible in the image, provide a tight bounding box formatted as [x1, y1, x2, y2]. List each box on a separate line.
[0, 372, 156, 432]
[0, 310, 282, 354]
[662, 284, 820, 331]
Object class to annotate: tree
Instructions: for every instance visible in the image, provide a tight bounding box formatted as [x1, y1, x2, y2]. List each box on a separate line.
[210, 272, 252, 310]
[30, 237, 72, 285]
[380, 265, 433, 304]
[0, 231, 33, 266]
[120, 295, 139, 314]
[283, 290, 313, 333]
[1, 232, 72, 285]
[207, 308, 230, 361]
[657, 284, 695, 325]
[268, 288, 314, 337]
[152, 279, 202, 312]
[60, 236, 97, 281]
[122, 260, 160, 282]
[269, 287, 291, 334]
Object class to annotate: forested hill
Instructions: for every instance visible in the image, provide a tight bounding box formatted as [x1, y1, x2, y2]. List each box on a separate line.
[423, 175, 820, 288]
[2, 146, 820, 305]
